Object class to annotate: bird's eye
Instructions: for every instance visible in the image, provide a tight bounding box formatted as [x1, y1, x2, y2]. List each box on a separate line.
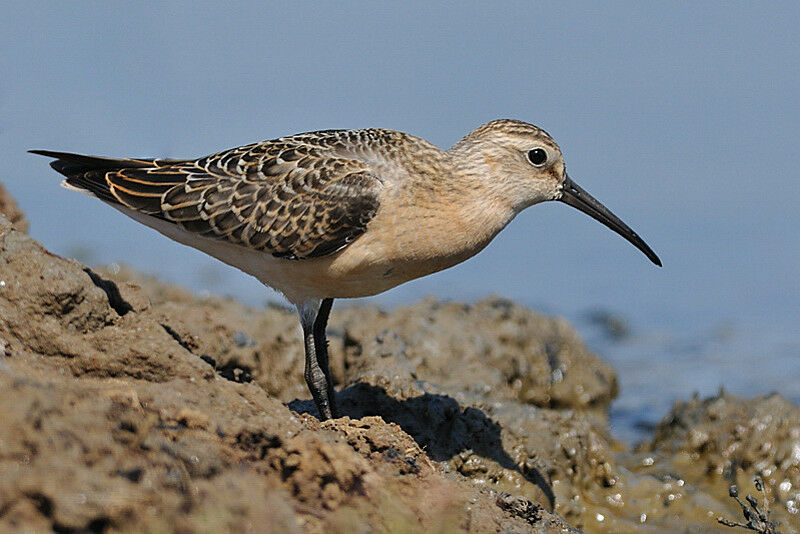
[527, 148, 548, 166]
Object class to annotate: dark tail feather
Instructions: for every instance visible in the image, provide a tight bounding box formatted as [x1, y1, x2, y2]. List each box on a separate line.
[29, 150, 153, 178]
[31, 149, 192, 212]
[30, 149, 167, 204]
[29, 150, 149, 204]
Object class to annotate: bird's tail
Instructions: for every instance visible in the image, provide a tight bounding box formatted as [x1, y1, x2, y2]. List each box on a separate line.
[29, 150, 161, 203]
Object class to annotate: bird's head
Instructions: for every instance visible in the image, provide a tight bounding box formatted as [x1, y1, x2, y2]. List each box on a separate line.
[452, 119, 661, 266]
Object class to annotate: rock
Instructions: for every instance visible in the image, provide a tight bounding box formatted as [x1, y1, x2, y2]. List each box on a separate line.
[637, 391, 800, 529]
[0, 181, 28, 233]
[0, 230, 213, 383]
[333, 297, 619, 414]
[3, 212, 798, 532]
[100, 270, 618, 418]
[0, 215, 577, 532]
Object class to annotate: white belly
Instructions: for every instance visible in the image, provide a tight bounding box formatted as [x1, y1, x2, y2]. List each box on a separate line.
[114, 206, 414, 303]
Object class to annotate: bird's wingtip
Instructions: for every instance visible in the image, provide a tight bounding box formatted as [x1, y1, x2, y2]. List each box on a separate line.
[29, 149, 73, 159]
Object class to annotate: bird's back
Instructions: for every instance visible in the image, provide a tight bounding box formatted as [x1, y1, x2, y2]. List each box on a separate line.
[32, 131, 391, 261]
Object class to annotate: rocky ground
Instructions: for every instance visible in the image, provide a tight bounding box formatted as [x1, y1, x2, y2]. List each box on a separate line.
[1, 183, 798, 533]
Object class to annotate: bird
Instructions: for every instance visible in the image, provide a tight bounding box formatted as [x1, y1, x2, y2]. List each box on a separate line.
[31, 119, 661, 420]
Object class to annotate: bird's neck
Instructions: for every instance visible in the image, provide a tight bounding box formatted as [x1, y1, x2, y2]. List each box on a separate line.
[361, 132, 522, 263]
[386, 150, 518, 269]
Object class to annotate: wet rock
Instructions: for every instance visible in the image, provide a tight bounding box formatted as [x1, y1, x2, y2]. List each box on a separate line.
[92, 252, 776, 531]
[100, 270, 618, 419]
[638, 391, 800, 530]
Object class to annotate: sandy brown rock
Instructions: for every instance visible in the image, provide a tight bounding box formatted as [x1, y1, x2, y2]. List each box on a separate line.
[334, 298, 618, 412]
[3, 212, 799, 532]
[0, 181, 28, 233]
[102, 268, 618, 417]
[95, 267, 766, 532]
[99, 266, 628, 528]
[0, 231, 213, 383]
[0, 216, 578, 532]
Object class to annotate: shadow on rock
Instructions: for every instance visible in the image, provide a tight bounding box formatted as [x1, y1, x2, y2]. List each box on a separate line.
[289, 382, 555, 509]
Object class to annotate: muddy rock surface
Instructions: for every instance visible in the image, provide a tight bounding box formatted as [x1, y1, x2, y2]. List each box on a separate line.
[0, 212, 578, 532]
[636, 391, 800, 531]
[0, 182, 27, 233]
[1, 185, 799, 532]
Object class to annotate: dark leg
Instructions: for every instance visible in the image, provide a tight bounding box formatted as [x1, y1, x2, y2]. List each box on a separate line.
[314, 298, 335, 407]
[300, 298, 337, 420]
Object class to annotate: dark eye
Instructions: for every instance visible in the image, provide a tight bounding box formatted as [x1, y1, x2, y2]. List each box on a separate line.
[527, 148, 548, 166]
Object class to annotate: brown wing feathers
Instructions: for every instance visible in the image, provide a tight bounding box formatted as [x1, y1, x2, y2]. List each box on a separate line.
[30, 141, 381, 260]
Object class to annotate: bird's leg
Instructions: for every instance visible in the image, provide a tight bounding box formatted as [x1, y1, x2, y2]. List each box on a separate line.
[298, 298, 337, 420]
[314, 298, 336, 414]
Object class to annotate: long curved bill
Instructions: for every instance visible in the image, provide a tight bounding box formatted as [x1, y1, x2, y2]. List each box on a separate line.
[558, 175, 662, 266]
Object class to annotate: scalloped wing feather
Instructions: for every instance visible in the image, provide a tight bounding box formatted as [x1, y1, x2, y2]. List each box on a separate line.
[43, 136, 383, 260]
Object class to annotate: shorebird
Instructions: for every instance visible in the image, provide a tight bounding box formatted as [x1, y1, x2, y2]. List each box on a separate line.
[32, 119, 660, 420]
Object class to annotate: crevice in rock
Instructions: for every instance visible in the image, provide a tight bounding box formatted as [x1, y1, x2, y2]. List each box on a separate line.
[83, 268, 132, 316]
[217, 361, 253, 383]
[53, 516, 110, 534]
[199, 355, 216, 368]
[26, 492, 54, 518]
[160, 323, 193, 353]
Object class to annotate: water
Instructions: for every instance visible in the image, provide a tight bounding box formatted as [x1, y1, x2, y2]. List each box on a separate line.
[580, 314, 800, 443]
[2, 2, 798, 442]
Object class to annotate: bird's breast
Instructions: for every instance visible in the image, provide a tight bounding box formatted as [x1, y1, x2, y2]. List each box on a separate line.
[289, 190, 515, 299]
